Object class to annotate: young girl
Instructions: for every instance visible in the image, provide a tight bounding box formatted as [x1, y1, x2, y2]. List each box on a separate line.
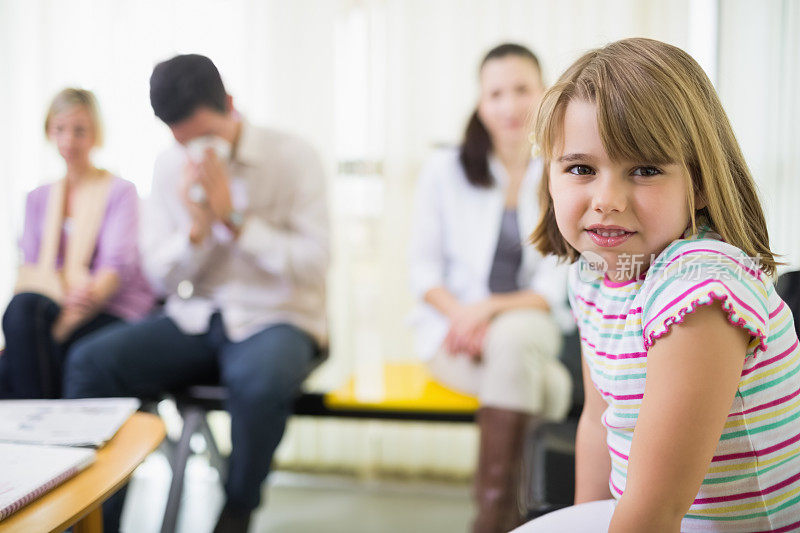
[517, 38, 800, 531]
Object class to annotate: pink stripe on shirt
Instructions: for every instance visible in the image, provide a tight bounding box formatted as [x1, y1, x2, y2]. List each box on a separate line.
[580, 337, 647, 359]
[577, 295, 643, 318]
[644, 280, 765, 333]
[740, 339, 798, 377]
[660, 248, 763, 281]
[692, 471, 800, 504]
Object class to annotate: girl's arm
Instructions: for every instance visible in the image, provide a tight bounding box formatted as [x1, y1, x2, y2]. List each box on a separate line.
[575, 350, 613, 503]
[609, 303, 749, 532]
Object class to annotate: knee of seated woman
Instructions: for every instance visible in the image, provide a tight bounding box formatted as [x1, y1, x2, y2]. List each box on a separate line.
[485, 308, 562, 357]
[2, 292, 59, 331]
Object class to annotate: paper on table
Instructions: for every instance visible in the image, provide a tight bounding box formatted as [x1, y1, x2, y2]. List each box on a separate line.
[0, 398, 140, 447]
[0, 442, 96, 521]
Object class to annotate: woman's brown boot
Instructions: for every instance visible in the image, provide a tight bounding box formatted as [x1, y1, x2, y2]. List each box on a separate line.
[472, 406, 535, 533]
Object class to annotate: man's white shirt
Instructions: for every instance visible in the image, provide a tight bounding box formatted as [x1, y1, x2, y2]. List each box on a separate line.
[141, 119, 329, 344]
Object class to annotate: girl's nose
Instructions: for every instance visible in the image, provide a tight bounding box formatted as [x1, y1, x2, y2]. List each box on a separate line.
[591, 176, 628, 214]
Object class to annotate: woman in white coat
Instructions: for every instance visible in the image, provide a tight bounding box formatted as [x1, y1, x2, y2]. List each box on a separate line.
[409, 44, 573, 533]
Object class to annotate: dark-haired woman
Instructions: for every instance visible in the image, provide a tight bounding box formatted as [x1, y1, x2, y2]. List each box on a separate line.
[409, 44, 573, 533]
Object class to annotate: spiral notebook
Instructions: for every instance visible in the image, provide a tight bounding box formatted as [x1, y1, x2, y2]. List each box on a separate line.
[0, 442, 95, 521]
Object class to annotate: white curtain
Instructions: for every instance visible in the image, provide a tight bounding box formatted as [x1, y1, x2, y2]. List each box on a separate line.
[718, 0, 800, 270]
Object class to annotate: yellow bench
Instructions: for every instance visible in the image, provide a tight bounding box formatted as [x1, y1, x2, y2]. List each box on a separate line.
[323, 361, 479, 421]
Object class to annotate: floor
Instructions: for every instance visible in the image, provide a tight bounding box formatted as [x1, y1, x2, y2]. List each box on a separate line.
[122, 452, 473, 533]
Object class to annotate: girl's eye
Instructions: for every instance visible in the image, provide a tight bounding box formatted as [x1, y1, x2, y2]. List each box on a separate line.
[567, 165, 594, 176]
[632, 166, 661, 177]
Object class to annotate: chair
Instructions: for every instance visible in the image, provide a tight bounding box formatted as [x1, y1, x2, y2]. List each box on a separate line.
[158, 348, 328, 533]
[521, 330, 583, 518]
[776, 270, 800, 339]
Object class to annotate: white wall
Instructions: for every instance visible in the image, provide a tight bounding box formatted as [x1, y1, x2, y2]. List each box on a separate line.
[718, 0, 800, 270]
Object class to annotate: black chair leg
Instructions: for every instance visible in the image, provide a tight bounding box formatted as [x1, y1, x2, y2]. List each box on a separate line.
[161, 406, 204, 533]
[198, 415, 228, 480]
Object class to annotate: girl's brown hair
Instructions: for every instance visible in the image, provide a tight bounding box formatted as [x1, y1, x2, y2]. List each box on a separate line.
[530, 38, 779, 276]
[44, 88, 104, 147]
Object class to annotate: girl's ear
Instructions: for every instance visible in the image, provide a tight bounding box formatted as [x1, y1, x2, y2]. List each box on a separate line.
[695, 191, 708, 211]
[692, 179, 707, 210]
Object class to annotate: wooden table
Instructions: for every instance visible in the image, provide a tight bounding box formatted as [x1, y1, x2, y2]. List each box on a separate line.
[0, 412, 166, 533]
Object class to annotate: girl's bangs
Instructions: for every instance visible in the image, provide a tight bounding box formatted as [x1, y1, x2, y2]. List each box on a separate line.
[594, 87, 683, 167]
[537, 64, 687, 168]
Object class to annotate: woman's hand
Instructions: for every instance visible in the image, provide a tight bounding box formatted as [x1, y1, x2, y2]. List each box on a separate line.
[63, 284, 97, 315]
[444, 300, 496, 358]
[52, 286, 96, 343]
[51, 309, 85, 343]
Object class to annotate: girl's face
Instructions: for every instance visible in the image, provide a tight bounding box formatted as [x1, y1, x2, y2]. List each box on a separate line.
[549, 99, 692, 280]
[47, 105, 96, 166]
[478, 55, 544, 148]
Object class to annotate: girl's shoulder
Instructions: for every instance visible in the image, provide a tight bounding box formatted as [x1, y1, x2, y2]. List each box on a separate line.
[567, 257, 607, 308]
[640, 227, 770, 356]
[647, 226, 766, 287]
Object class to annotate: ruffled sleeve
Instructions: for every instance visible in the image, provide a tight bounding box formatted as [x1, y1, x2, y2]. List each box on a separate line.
[641, 239, 769, 359]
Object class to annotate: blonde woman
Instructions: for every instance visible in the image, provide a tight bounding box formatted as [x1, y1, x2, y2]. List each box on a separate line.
[409, 44, 573, 533]
[0, 88, 154, 399]
[517, 38, 800, 531]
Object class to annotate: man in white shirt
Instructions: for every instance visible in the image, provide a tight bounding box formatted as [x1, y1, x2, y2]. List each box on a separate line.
[64, 54, 329, 533]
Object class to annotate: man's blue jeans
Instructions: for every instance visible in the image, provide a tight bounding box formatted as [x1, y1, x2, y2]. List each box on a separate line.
[63, 312, 319, 527]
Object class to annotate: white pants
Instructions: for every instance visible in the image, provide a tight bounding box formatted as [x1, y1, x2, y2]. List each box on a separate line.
[512, 499, 616, 532]
[428, 309, 572, 420]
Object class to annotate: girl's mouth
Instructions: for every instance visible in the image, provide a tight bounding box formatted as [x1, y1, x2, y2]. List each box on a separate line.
[586, 228, 635, 248]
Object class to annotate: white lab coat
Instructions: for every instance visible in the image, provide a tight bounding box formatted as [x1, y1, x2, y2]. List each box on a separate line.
[408, 148, 573, 360]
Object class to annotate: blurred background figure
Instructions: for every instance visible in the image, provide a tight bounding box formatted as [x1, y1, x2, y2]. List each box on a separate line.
[64, 54, 329, 533]
[408, 44, 573, 533]
[0, 88, 154, 399]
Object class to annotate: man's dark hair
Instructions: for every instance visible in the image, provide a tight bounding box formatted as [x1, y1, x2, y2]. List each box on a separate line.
[149, 54, 228, 125]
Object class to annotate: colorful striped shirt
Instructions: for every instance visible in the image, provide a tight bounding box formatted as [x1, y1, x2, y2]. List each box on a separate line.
[568, 227, 800, 531]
